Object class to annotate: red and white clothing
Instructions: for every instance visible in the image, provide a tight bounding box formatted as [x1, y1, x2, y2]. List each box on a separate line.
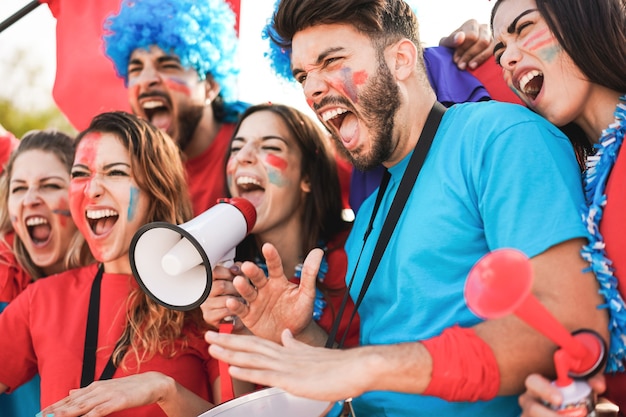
[0, 263, 217, 415]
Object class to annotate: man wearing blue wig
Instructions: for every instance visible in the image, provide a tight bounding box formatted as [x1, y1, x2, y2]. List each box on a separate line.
[103, 0, 246, 216]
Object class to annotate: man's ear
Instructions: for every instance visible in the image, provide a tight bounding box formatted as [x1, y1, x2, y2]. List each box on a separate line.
[390, 38, 418, 81]
[204, 75, 222, 103]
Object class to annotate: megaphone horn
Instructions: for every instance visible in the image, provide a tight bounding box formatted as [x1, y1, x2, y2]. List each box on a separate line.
[130, 197, 256, 311]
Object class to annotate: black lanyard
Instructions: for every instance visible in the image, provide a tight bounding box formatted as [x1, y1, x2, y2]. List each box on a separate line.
[326, 101, 447, 348]
[80, 264, 126, 387]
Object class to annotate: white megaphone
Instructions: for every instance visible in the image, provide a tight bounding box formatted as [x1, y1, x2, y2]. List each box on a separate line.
[129, 197, 256, 311]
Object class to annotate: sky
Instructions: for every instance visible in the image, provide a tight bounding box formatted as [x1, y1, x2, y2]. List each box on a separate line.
[0, 0, 495, 118]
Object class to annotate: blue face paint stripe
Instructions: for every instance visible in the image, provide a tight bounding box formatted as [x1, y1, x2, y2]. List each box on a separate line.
[52, 209, 72, 217]
[127, 187, 139, 221]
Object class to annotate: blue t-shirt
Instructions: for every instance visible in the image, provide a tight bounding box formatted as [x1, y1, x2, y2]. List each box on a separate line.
[349, 46, 492, 213]
[345, 101, 587, 416]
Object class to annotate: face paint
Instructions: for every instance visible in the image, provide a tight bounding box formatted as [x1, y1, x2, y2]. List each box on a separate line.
[328, 67, 367, 103]
[127, 186, 140, 221]
[163, 77, 192, 96]
[265, 154, 288, 171]
[53, 199, 72, 227]
[266, 168, 288, 187]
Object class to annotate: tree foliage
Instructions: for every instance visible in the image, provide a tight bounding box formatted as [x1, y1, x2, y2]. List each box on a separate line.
[0, 99, 76, 138]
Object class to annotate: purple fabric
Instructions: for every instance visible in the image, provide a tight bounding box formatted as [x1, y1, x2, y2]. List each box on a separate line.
[349, 47, 491, 213]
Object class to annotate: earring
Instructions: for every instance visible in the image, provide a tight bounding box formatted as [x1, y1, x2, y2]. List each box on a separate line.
[205, 98, 212, 106]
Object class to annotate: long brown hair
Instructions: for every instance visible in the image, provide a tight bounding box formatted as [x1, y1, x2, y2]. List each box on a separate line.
[230, 103, 349, 260]
[74, 112, 201, 368]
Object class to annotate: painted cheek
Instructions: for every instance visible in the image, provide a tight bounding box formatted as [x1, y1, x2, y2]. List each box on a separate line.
[330, 68, 367, 103]
[522, 28, 552, 51]
[266, 168, 288, 187]
[52, 197, 72, 227]
[69, 182, 89, 232]
[537, 44, 562, 64]
[163, 77, 192, 96]
[127, 186, 140, 221]
[265, 154, 288, 171]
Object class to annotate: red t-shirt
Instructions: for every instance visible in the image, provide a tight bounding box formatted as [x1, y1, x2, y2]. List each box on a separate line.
[288, 230, 360, 348]
[0, 264, 217, 414]
[185, 123, 235, 216]
[0, 233, 32, 304]
[601, 134, 626, 411]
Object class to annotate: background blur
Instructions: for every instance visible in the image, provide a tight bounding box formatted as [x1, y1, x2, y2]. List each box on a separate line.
[0, 0, 494, 136]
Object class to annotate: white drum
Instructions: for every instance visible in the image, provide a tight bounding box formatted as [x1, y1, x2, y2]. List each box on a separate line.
[198, 387, 334, 417]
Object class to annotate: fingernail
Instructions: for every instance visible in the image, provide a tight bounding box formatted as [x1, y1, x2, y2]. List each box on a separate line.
[458, 61, 467, 70]
[469, 61, 477, 70]
[230, 264, 241, 274]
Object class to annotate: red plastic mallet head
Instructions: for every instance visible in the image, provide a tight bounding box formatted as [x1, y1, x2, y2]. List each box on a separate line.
[465, 248, 606, 381]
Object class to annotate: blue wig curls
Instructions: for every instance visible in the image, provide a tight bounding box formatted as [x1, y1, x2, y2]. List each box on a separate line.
[103, 0, 240, 103]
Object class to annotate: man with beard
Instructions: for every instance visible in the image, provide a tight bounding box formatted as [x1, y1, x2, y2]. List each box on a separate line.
[103, 0, 245, 215]
[203, 0, 608, 416]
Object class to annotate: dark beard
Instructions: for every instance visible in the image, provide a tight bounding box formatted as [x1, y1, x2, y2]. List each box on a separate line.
[329, 60, 401, 171]
[176, 104, 204, 152]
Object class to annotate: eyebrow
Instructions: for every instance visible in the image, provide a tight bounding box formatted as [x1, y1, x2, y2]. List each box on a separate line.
[10, 175, 67, 184]
[493, 9, 539, 55]
[291, 46, 345, 78]
[232, 135, 288, 144]
[507, 8, 539, 33]
[128, 54, 181, 67]
[72, 162, 131, 170]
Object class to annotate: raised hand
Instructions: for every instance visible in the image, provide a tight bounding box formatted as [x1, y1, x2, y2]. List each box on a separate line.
[222, 243, 325, 344]
[439, 19, 494, 70]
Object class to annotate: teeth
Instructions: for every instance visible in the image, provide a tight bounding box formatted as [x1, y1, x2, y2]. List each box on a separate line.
[26, 216, 48, 226]
[236, 176, 261, 186]
[142, 100, 165, 110]
[321, 108, 348, 122]
[86, 209, 118, 220]
[519, 70, 543, 94]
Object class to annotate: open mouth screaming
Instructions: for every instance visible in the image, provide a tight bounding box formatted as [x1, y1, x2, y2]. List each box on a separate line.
[86, 209, 119, 236]
[519, 70, 544, 101]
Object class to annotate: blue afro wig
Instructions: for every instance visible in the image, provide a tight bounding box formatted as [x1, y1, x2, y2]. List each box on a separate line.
[103, 0, 240, 103]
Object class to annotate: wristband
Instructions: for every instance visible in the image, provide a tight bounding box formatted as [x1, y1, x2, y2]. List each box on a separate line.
[422, 325, 500, 401]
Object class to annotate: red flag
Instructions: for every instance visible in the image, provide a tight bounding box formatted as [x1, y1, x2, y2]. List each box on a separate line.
[39, 0, 241, 131]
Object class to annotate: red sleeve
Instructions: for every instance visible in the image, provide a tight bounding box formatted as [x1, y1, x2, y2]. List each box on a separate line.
[317, 230, 360, 348]
[0, 284, 38, 392]
[0, 235, 32, 304]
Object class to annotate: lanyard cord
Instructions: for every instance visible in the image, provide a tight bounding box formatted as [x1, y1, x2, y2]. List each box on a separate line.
[80, 264, 128, 387]
[325, 102, 447, 349]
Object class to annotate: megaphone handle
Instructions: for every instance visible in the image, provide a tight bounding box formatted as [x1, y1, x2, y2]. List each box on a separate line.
[515, 295, 588, 360]
[218, 323, 235, 402]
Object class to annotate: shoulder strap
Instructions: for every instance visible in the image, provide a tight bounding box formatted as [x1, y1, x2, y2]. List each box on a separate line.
[327, 101, 447, 348]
